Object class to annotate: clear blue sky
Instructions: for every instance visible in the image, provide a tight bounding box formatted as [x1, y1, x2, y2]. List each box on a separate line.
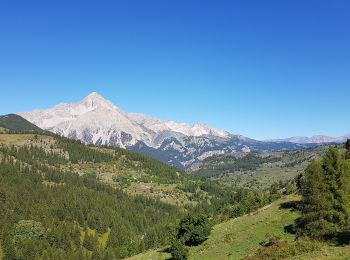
[0, 0, 349, 140]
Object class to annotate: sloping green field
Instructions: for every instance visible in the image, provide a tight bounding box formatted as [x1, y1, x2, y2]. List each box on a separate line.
[188, 196, 299, 259]
[129, 195, 350, 260]
[129, 196, 299, 260]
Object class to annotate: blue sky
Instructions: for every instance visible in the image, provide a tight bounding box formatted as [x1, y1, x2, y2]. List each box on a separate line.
[0, 0, 349, 140]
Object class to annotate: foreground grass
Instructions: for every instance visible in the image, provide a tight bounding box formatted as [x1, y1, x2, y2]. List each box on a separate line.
[130, 194, 350, 260]
[129, 195, 300, 260]
[189, 195, 300, 259]
[0, 241, 3, 260]
[289, 246, 350, 260]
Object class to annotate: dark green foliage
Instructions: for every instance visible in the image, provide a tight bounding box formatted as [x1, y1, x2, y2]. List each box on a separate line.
[56, 136, 114, 163]
[114, 147, 184, 184]
[0, 114, 44, 132]
[170, 239, 189, 260]
[13, 220, 47, 242]
[192, 153, 281, 179]
[345, 139, 350, 159]
[57, 136, 184, 184]
[0, 149, 181, 259]
[297, 147, 350, 239]
[177, 182, 199, 193]
[83, 233, 99, 251]
[0, 145, 68, 166]
[0, 132, 284, 259]
[176, 214, 212, 246]
[229, 188, 270, 218]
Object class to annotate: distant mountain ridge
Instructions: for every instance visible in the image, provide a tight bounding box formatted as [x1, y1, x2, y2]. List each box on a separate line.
[17, 92, 327, 168]
[266, 134, 350, 144]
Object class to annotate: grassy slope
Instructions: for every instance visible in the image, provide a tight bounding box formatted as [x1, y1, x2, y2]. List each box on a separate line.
[188, 196, 299, 259]
[128, 196, 299, 260]
[128, 195, 350, 260]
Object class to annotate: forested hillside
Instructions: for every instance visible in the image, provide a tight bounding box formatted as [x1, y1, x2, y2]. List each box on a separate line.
[0, 114, 44, 133]
[0, 134, 183, 259]
[191, 146, 331, 188]
[0, 129, 287, 259]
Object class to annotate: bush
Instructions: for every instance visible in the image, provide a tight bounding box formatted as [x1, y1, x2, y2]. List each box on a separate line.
[83, 233, 99, 251]
[170, 239, 189, 260]
[245, 238, 324, 260]
[259, 234, 281, 247]
[176, 214, 212, 246]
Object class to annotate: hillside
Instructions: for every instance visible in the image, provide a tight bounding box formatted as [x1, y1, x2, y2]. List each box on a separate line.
[190, 146, 331, 188]
[0, 131, 262, 259]
[0, 132, 234, 207]
[129, 195, 350, 260]
[1, 115, 347, 259]
[0, 114, 44, 133]
[0, 132, 186, 259]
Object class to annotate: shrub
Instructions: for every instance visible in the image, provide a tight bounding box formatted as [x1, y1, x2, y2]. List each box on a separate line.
[245, 238, 324, 260]
[259, 234, 281, 247]
[176, 213, 212, 246]
[170, 239, 189, 260]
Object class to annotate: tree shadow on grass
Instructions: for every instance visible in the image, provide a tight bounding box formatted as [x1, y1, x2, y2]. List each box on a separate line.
[279, 200, 301, 211]
[333, 231, 350, 245]
[159, 247, 173, 260]
[284, 223, 297, 235]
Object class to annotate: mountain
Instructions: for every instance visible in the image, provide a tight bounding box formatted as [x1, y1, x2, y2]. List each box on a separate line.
[267, 134, 350, 144]
[18, 92, 317, 168]
[0, 114, 44, 132]
[19, 92, 228, 147]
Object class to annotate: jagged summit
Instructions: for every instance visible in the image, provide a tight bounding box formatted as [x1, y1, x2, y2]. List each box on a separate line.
[80, 92, 122, 112]
[86, 91, 103, 99]
[83, 92, 109, 105]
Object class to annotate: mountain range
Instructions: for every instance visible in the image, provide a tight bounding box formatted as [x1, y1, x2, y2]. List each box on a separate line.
[18, 92, 346, 168]
[266, 135, 350, 144]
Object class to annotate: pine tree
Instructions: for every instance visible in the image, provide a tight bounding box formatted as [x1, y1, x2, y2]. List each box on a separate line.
[297, 147, 350, 239]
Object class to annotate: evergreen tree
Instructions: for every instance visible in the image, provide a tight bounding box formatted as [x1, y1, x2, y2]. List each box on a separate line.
[297, 147, 350, 239]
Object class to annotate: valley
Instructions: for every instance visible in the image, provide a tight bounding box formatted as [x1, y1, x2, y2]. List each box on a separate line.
[0, 107, 349, 260]
[0, 115, 303, 259]
[18, 92, 323, 169]
[2, 1, 350, 259]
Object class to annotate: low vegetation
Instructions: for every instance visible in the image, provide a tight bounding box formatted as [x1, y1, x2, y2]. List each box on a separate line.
[191, 147, 329, 188]
[130, 143, 350, 260]
[0, 128, 287, 259]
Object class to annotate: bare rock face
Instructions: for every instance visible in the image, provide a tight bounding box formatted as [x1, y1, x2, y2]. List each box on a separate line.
[18, 92, 319, 168]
